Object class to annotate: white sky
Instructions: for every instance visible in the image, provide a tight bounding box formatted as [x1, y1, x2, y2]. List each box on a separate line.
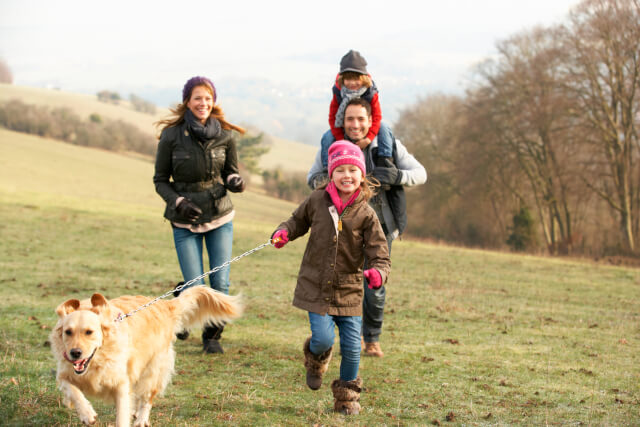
[1, 0, 580, 95]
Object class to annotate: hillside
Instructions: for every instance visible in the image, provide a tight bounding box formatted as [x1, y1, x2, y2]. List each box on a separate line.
[0, 128, 298, 225]
[0, 83, 317, 173]
[1, 127, 639, 425]
[0, 83, 165, 135]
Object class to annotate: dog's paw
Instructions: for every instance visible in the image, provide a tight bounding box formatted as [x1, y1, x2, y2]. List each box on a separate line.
[132, 405, 151, 426]
[79, 407, 97, 425]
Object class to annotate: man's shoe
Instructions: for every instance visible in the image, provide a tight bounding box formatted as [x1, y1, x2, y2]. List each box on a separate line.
[364, 342, 384, 358]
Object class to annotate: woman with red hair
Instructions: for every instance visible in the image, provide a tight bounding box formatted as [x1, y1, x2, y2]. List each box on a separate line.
[154, 76, 246, 354]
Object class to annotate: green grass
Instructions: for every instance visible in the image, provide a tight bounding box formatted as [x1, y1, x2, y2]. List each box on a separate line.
[1, 130, 639, 426]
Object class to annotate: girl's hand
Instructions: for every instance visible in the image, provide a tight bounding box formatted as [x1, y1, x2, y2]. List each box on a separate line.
[364, 268, 382, 289]
[271, 229, 289, 249]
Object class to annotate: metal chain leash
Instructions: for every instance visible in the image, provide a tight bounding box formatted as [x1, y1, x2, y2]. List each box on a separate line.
[114, 239, 275, 322]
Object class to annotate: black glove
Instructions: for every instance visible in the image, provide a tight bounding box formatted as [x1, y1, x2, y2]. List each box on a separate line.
[226, 175, 245, 193]
[176, 198, 203, 222]
[173, 281, 185, 297]
[371, 165, 402, 186]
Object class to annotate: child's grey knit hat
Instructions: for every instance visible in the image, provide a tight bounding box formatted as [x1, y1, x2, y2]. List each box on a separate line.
[339, 50, 368, 75]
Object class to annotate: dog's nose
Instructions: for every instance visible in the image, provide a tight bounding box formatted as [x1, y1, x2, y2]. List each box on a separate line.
[69, 348, 82, 359]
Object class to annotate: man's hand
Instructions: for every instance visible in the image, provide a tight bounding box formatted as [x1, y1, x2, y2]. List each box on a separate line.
[371, 165, 402, 186]
[356, 138, 371, 150]
[176, 198, 203, 222]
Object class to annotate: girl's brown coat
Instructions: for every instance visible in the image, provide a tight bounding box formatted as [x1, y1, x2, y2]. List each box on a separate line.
[276, 189, 390, 316]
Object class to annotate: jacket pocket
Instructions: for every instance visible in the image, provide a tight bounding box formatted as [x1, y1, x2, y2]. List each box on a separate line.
[210, 147, 226, 169]
[334, 273, 363, 307]
[172, 151, 192, 177]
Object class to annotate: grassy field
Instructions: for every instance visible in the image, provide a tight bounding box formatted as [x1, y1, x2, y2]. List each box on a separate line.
[1, 129, 639, 426]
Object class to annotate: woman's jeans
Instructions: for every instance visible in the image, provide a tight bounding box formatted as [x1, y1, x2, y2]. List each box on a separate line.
[172, 222, 233, 295]
[308, 312, 362, 381]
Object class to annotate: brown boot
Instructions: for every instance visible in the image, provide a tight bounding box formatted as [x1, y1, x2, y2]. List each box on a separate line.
[303, 337, 333, 390]
[331, 377, 363, 415]
[364, 341, 384, 358]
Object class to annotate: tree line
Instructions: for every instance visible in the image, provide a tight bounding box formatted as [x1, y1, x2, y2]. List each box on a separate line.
[97, 90, 157, 115]
[0, 99, 157, 155]
[396, 0, 639, 256]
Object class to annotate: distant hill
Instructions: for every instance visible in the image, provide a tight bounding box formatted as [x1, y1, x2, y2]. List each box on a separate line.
[0, 83, 317, 173]
[0, 127, 298, 225]
[0, 83, 165, 134]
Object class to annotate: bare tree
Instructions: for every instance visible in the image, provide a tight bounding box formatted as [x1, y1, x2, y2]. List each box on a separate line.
[466, 27, 587, 254]
[562, 0, 640, 252]
[396, 94, 512, 247]
[395, 95, 460, 240]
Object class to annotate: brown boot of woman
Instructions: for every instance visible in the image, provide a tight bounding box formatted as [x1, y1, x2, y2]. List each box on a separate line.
[303, 337, 333, 390]
[331, 377, 363, 415]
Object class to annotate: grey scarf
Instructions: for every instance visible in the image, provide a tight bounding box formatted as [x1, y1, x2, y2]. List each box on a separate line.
[184, 109, 222, 142]
[334, 86, 368, 128]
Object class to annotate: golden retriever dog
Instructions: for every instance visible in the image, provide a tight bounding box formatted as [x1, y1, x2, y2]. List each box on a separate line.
[50, 285, 242, 427]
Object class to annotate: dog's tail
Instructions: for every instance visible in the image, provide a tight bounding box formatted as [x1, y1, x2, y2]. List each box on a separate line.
[170, 285, 243, 333]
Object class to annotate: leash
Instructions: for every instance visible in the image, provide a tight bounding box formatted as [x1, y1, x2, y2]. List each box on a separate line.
[114, 238, 278, 322]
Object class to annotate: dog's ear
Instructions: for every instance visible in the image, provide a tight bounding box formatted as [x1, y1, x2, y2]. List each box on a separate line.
[91, 293, 115, 338]
[56, 299, 80, 318]
[91, 294, 109, 310]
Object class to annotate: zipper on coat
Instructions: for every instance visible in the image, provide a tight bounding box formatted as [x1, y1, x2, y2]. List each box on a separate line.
[337, 206, 350, 231]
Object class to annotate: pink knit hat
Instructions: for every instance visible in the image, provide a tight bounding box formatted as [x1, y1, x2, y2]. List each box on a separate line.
[328, 141, 366, 177]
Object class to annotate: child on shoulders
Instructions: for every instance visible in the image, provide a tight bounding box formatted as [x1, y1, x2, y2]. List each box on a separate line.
[320, 50, 395, 170]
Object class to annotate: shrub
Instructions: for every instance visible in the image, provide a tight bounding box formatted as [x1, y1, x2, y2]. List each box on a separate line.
[0, 99, 156, 156]
[262, 168, 311, 203]
[97, 90, 121, 104]
[507, 206, 537, 251]
[129, 94, 157, 115]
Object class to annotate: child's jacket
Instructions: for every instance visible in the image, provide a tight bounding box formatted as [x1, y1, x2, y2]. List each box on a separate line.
[275, 188, 390, 316]
[329, 74, 382, 142]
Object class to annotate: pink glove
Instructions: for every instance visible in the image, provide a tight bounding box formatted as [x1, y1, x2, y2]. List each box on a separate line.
[272, 229, 289, 249]
[364, 268, 382, 289]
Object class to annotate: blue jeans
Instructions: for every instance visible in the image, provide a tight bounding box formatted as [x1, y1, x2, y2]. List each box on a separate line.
[362, 233, 393, 342]
[320, 122, 394, 168]
[308, 312, 362, 381]
[172, 222, 233, 295]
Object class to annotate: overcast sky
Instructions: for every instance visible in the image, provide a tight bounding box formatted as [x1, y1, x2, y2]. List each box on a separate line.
[1, 0, 580, 97]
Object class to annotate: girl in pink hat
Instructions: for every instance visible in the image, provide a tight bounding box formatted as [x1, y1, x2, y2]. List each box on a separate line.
[271, 141, 390, 415]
